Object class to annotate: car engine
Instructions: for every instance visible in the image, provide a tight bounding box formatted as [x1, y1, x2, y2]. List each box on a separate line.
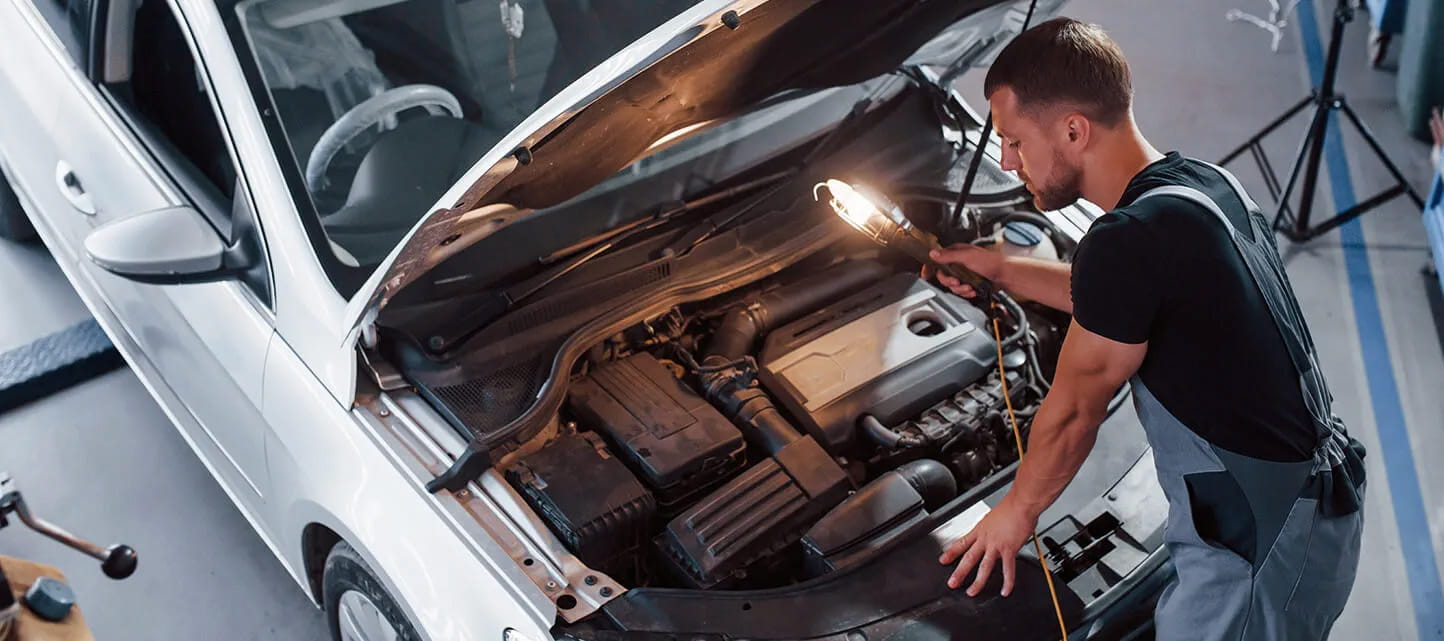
[501, 257, 1057, 590]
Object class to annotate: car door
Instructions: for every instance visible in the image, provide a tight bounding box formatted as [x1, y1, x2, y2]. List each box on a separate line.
[28, 0, 278, 506]
[0, 0, 107, 258]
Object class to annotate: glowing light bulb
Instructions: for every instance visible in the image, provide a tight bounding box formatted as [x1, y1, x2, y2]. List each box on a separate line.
[824, 179, 881, 229]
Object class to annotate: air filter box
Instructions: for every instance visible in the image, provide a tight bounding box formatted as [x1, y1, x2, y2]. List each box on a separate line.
[505, 432, 655, 571]
[569, 352, 746, 508]
[657, 435, 849, 588]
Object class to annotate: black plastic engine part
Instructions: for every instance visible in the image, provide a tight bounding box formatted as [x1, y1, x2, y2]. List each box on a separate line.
[700, 261, 888, 454]
[597, 521, 1085, 641]
[889, 458, 957, 509]
[893, 370, 1026, 488]
[505, 432, 655, 571]
[657, 435, 849, 588]
[759, 274, 996, 453]
[661, 261, 876, 586]
[706, 261, 890, 361]
[894, 370, 1023, 446]
[568, 352, 746, 508]
[800, 459, 954, 576]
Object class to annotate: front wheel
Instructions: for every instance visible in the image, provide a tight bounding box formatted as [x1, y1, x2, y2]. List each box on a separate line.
[323, 541, 422, 641]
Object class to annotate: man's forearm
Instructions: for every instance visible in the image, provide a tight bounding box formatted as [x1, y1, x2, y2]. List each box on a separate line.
[995, 257, 1073, 313]
[1004, 394, 1104, 520]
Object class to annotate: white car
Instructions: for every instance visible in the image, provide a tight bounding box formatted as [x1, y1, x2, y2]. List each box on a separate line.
[0, 0, 1173, 639]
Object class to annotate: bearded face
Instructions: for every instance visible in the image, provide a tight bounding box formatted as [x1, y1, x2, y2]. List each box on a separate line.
[1019, 147, 1084, 211]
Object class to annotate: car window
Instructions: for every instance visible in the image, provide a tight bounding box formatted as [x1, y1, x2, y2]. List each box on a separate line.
[219, 0, 702, 295]
[99, 0, 273, 306]
[112, 0, 239, 235]
[29, 0, 95, 67]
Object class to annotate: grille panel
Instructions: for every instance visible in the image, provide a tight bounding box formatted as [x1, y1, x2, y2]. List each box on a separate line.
[429, 356, 550, 436]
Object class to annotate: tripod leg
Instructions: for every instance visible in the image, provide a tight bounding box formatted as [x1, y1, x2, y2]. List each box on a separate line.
[1338, 100, 1427, 208]
[1220, 95, 1314, 165]
[1251, 142, 1284, 202]
[1292, 100, 1334, 237]
[1272, 98, 1330, 234]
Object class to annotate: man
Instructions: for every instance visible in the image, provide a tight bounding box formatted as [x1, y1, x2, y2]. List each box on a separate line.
[929, 18, 1366, 640]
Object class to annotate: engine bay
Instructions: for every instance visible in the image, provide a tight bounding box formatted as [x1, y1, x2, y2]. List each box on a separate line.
[498, 255, 1066, 591]
[373, 75, 1088, 599]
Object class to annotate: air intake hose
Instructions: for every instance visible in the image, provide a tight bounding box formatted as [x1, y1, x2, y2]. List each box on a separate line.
[700, 261, 888, 453]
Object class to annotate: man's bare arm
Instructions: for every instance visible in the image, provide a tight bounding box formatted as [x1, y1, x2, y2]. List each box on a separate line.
[927, 246, 1074, 313]
[1007, 320, 1146, 517]
[940, 320, 1146, 596]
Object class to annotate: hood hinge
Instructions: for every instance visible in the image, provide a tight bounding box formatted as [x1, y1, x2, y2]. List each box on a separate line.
[356, 311, 408, 391]
[359, 344, 408, 392]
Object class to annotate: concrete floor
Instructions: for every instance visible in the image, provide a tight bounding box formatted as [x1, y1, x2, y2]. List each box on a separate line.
[1, 0, 1441, 639]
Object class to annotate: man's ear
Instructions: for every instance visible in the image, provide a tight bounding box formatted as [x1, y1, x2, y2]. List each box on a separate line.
[1063, 112, 1091, 148]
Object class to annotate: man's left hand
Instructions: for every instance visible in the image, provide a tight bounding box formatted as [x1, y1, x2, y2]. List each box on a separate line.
[938, 497, 1038, 597]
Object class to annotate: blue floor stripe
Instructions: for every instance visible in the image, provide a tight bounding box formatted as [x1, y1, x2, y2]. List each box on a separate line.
[1296, 1, 1444, 638]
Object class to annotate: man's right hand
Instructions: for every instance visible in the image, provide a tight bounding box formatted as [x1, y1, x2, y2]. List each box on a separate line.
[923, 244, 1007, 299]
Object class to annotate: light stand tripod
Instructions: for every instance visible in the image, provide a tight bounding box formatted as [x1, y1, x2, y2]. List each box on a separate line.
[1220, 0, 1424, 241]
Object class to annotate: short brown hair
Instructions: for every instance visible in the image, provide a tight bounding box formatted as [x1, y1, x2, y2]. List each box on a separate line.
[983, 17, 1132, 127]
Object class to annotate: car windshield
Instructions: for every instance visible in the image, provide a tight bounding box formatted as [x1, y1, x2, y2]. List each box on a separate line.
[224, 0, 718, 293]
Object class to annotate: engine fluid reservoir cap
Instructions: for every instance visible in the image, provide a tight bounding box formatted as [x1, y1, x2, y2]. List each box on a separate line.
[23, 577, 75, 622]
[1003, 221, 1043, 247]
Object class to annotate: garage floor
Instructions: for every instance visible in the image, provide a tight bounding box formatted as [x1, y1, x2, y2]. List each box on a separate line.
[1, 0, 1441, 639]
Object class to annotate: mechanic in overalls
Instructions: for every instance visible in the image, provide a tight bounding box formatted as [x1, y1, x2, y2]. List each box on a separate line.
[928, 18, 1366, 639]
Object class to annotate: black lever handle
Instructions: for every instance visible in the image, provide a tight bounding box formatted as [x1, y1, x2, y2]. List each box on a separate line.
[101, 545, 137, 580]
[0, 474, 136, 580]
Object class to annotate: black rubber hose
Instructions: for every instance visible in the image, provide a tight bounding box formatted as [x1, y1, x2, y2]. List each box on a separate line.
[860, 414, 924, 450]
[996, 292, 1029, 350]
[893, 459, 958, 511]
[704, 383, 802, 453]
[702, 261, 889, 454]
[707, 261, 890, 361]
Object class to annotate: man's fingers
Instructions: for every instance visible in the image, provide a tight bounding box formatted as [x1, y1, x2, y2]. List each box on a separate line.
[936, 274, 978, 299]
[1001, 552, 1017, 597]
[947, 546, 984, 590]
[966, 550, 996, 597]
[939, 533, 974, 564]
[929, 246, 977, 265]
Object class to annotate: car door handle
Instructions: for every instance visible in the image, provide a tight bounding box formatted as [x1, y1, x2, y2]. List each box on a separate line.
[55, 161, 96, 216]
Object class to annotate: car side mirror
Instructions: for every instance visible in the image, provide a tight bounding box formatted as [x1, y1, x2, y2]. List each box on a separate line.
[84, 206, 240, 285]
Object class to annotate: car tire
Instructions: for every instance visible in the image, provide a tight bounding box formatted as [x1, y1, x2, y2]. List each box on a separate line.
[322, 541, 422, 641]
[0, 175, 37, 242]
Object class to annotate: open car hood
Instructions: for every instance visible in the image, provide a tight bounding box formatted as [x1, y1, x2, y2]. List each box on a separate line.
[342, 0, 1062, 338]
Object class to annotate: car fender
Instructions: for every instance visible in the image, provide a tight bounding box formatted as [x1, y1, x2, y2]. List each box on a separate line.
[262, 337, 554, 641]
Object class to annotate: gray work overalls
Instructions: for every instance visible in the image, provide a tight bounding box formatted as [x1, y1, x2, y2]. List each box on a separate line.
[1128, 163, 1366, 641]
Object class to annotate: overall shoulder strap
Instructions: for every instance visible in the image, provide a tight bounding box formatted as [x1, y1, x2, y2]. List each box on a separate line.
[1132, 185, 1238, 236]
[1196, 160, 1262, 213]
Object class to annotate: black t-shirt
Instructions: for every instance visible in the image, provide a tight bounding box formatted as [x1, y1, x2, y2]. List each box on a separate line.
[1071, 152, 1316, 462]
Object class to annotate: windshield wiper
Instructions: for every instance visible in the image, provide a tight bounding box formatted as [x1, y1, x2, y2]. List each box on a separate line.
[422, 169, 797, 353]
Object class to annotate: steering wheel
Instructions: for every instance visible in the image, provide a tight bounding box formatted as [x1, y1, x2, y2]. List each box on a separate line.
[305, 84, 464, 194]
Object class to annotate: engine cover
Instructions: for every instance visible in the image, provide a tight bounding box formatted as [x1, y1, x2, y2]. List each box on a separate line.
[759, 274, 996, 452]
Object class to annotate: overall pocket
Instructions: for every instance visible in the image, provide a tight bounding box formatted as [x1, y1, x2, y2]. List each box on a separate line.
[1183, 470, 1258, 563]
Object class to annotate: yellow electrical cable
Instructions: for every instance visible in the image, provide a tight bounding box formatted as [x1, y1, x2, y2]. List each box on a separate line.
[991, 305, 1069, 641]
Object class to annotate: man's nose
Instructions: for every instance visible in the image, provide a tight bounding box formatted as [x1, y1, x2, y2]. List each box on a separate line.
[999, 145, 1020, 172]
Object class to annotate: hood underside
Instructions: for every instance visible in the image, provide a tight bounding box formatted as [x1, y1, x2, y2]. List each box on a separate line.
[346, 0, 1035, 334]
